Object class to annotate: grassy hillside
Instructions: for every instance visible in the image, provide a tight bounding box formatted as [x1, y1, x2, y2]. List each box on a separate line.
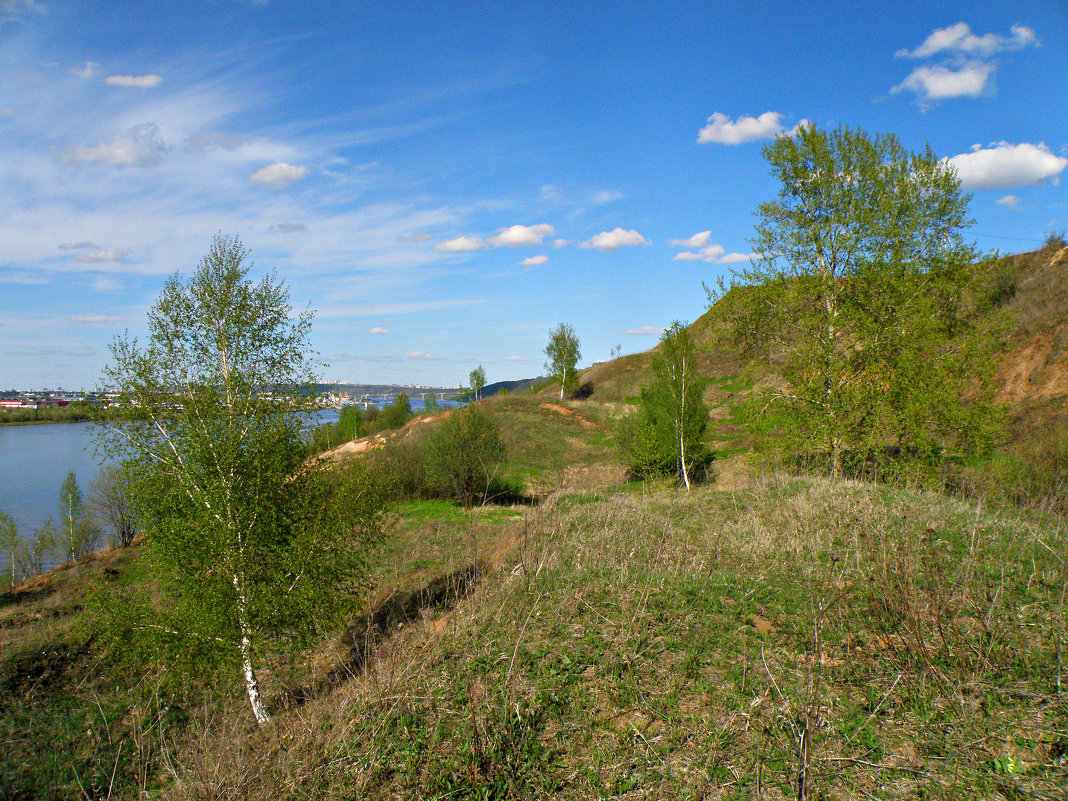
[5, 475, 1066, 799]
[3, 243, 1068, 799]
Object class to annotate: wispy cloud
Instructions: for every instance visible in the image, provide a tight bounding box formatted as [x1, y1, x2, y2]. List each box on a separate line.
[892, 62, 994, 100]
[896, 22, 1038, 59]
[996, 194, 1020, 208]
[369, 326, 389, 334]
[105, 73, 162, 89]
[70, 314, 120, 324]
[626, 326, 665, 335]
[70, 61, 99, 79]
[434, 235, 486, 252]
[672, 242, 754, 264]
[72, 248, 128, 263]
[64, 123, 167, 166]
[519, 255, 547, 266]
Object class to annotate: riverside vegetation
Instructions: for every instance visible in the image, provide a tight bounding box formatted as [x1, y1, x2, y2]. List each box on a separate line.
[3, 127, 1068, 799]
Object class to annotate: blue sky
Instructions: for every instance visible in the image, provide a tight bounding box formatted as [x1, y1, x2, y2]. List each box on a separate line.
[1, 0, 1065, 390]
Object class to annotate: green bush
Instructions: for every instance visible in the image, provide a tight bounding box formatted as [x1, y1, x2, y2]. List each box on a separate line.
[422, 406, 507, 506]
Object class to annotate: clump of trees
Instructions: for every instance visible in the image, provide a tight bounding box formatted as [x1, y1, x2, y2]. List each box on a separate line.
[94, 235, 386, 726]
[620, 322, 711, 488]
[715, 125, 1001, 477]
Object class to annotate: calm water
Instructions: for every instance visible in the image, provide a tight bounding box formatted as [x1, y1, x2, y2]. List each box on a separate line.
[0, 402, 455, 544]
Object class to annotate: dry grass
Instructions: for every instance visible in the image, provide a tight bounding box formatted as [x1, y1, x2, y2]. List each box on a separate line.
[147, 476, 1068, 800]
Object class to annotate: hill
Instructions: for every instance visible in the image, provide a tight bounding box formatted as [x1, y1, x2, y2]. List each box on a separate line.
[3, 243, 1068, 800]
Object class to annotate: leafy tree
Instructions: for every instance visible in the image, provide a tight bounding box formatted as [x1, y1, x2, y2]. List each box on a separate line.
[422, 405, 506, 506]
[89, 464, 140, 547]
[424, 393, 440, 412]
[544, 323, 581, 401]
[469, 365, 487, 401]
[59, 471, 100, 561]
[621, 322, 709, 488]
[375, 392, 412, 431]
[15, 521, 55, 579]
[95, 234, 385, 725]
[0, 511, 16, 588]
[717, 125, 1000, 477]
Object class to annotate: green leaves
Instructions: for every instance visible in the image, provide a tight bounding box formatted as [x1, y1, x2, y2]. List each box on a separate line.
[725, 125, 1001, 476]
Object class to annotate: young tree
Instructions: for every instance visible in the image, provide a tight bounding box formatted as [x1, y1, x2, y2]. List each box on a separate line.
[59, 471, 82, 562]
[15, 522, 55, 580]
[544, 323, 581, 400]
[469, 365, 487, 401]
[621, 322, 709, 489]
[96, 234, 385, 726]
[0, 511, 17, 588]
[718, 125, 999, 477]
[89, 464, 140, 547]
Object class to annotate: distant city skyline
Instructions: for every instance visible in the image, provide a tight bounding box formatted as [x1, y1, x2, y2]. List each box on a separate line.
[1, 1, 1065, 388]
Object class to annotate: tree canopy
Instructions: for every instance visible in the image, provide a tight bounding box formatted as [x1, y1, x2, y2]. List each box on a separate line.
[717, 125, 1001, 477]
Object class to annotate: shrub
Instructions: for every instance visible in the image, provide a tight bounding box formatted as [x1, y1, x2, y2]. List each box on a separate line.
[422, 406, 506, 506]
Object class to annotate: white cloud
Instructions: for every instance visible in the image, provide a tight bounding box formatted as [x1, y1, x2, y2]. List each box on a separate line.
[581, 228, 650, 251]
[70, 61, 99, 79]
[90, 276, 124, 291]
[405, 351, 447, 361]
[502, 355, 532, 362]
[896, 22, 1038, 59]
[673, 242, 754, 264]
[670, 231, 711, 248]
[369, 326, 389, 335]
[0, 271, 49, 285]
[697, 112, 807, 145]
[70, 314, 120, 324]
[105, 74, 162, 89]
[626, 326, 665, 335]
[591, 190, 624, 204]
[64, 123, 166, 167]
[892, 62, 994, 99]
[58, 241, 100, 251]
[487, 223, 555, 247]
[946, 142, 1068, 190]
[72, 248, 128, 263]
[267, 222, 306, 233]
[552, 238, 570, 248]
[996, 194, 1020, 208]
[433, 235, 487, 252]
[248, 162, 309, 188]
[520, 255, 547, 266]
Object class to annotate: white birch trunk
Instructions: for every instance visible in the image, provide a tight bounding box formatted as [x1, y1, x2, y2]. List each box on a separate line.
[679, 352, 690, 491]
[232, 572, 270, 726]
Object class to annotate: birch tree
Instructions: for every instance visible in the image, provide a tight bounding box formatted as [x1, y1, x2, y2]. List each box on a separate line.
[95, 235, 384, 726]
[718, 125, 999, 477]
[0, 511, 16, 588]
[621, 322, 709, 488]
[544, 323, 581, 400]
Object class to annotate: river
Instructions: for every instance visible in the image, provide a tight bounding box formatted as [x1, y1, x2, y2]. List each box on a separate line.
[0, 408, 350, 546]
